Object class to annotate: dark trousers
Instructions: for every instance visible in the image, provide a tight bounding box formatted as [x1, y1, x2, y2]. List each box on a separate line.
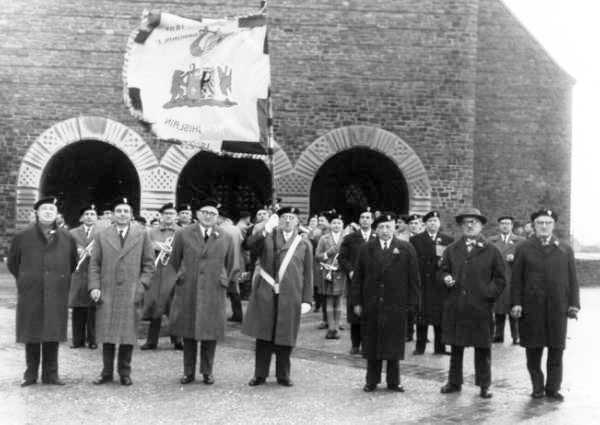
[366, 359, 400, 387]
[101, 343, 133, 377]
[228, 292, 243, 321]
[448, 345, 491, 388]
[526, 347, 563, 393]
[72, 306, 96, 346]
[146, 318, 182, 346]
[406, 312, 415, 341]
[254, 339, 292, 380]
[24, 342, 59, 382]
[416, 324, 445, 353]
[350, 324, 362, 349]
[494, 314, 519, 341]
[183, 339, 216, 377]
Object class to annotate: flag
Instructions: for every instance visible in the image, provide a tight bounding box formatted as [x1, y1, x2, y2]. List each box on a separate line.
[124, 10, 270, 155]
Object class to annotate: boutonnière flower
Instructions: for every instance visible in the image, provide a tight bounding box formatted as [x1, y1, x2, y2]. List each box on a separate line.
[554, 240, 559, 247]
[436, 238, 442, 244]
[392, 248, 400, 254]
[476, 241, 484, 248]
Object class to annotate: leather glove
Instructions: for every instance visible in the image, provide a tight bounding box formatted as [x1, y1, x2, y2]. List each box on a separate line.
[511, 305, 522, 319]
[301, 302, 312, 314]
[567, 306, 579, 320]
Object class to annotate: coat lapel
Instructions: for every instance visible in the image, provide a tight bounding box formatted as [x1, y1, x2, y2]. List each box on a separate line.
[120, 225, 143, 257]
[105, 226, 121, 252]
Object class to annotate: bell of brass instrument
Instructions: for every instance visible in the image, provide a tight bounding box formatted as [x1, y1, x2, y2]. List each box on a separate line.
[155, 236, 174, 267]
[75, 240, 94, 272]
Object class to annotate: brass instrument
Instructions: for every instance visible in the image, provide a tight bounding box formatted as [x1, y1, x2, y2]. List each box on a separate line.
[155, 236, 174, 267]
[320, 253, 339, 281]
[75, 240, 94, 272]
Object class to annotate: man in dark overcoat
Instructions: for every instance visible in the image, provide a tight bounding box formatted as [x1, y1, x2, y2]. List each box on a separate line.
[89, 197, 155, 386]
[487, 215, 524, 344]
[243, 206, 313, 387]
[169, 199, 237, 385]
[68, 203, 99, 350]
[338, 207, 376, 354]
[440, 208, 506, 399]
[8, 197, 78, 386]
[410, 210, 454, 355]
[511, 208, 580, 401]
[141, 202, 182, 350]
[352, 212, 419, 392]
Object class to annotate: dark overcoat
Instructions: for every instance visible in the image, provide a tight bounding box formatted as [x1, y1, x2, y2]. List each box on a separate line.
[169, 225, 236, 341]
[242, 229, 313, 347]
[511, 236, 580, 349]
[8, 223, 77, 343]
[68, 224, 96, 307]
[440, 237, 506, 348]
[351, 238, 419, 360]
[338, 230, 377, 324]
[142, 224, 180, 320]
[410, 231, 454, 326]
[487, 233, 525, 314]
[88, 223, 155, 345]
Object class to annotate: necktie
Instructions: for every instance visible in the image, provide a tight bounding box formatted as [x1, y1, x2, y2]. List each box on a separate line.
[119, 230, 125, 247]
[466, 238, 475, 252]
[86, 227, 91, 239]
[204, 229, 209, 242]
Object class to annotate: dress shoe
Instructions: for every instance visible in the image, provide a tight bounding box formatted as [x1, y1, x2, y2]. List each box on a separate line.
[492, 336, 504, 343]
[363, 384, 377, 392]
[434, 349, 451, 356]
[317, 322, 328, 330]
[412, 349, 425, 355]
[21, 379, 37, 387]
[545, 390, 564, 401]
[387, 385, 405, 392]
[349, 347, 360, 355]
[180, 375, 195, 384]
[328, 330, 340, 340]
[42, 377, 65, 385]
[440, 383, 461, 394]
[88, 343, 98, 350]
[227, 316, 242, 323]
[92, 375, 113, 385]
[173, 342, 183, 351]
[248, 377, 266, 386]
[120, 376, 133, 386]
[531, 390, 545, 399]
[140, 343, 157, 350]
[203, 374, 214, 385]
[480, 387, 493, 399]
[277, 378, 293, 387]
[70, 344, 84, 349]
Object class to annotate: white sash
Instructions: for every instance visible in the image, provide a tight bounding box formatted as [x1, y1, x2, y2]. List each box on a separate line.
[258, 234, 302, 294]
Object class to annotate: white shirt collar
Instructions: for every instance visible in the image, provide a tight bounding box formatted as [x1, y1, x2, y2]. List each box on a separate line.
[380, 238, 391, 249]
[199, 224, 212, 236]
[361, 229, 371, 240]
[283, 230, 294, 241]
[116, 225, 129, 237]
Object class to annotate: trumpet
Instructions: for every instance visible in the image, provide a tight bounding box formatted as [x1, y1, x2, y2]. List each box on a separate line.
[76, 240, 94, 272]
[155, 236, 174, 267]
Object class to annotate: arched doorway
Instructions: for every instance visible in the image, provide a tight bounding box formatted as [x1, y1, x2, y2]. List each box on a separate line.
[40, 140, 141, 227]
[176, 151, 272, 218]
[310, 147, 409, 221]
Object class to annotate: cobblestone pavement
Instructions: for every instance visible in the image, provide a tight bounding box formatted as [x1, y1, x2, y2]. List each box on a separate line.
[0, 270, 598, 425]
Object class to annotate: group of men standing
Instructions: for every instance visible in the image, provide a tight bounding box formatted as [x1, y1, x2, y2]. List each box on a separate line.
[7, 196, 580, 402]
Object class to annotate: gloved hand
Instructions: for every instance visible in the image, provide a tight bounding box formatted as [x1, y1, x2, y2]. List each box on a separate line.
[567, 306, 579, 320]
[90, 289, 102, 303]
[264, 214, 279, 234]
[353, 305, 362, 316]
[301, 302, 312, 314]
[443, 274, 455, 288]
[511, 305, 522, 319]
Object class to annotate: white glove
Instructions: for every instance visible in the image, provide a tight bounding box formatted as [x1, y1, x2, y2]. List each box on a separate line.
[301, 302, 312, 314]
[511, 305, 522, 318]
[443, 275, 455, 287]
[90, 289, 101, 303]
[264, 214, 279, 233]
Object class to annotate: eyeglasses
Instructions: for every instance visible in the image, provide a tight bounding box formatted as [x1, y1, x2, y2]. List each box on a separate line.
[199, 210, 218, 216]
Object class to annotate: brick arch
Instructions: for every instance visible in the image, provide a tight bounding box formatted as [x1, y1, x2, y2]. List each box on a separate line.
[15, 116, 159, 226]
[159, 141, 293, 194]
[283, 125, 432, 215]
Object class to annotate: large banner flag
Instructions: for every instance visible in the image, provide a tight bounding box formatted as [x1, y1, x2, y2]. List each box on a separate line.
[124, 10, 270, 155]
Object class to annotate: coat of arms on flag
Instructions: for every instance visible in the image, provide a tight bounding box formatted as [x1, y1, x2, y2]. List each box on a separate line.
[124, 10, 270, 155]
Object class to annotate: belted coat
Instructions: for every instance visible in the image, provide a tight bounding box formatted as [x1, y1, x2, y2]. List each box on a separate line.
[169, 225, 237, 341]
[351, 238, 419, 360]
[242, 229, 313, 347]
[511, 236, 580, 349]
[142, 224, 180, 320]
[68, 224, 96, 307]
[440, 237, 506, 348]
[88, 223, 155, 345]
[8, 223, 78, 343]
[409, 231, 454, 326]
[487, 233, 525, 314]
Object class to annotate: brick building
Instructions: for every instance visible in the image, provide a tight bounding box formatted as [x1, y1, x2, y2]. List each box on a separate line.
[0, 0, 573, 255]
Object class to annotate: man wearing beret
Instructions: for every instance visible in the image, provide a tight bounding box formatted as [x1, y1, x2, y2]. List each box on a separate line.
[177, 204, 193, 227]
[68, 204, 99, 350]
[352, 212, 419, 392]
[169, 199, 237, 385]
[440, 208, 506, 398]
[338, 207, 376, 354]
[89, 197, 155, 386]
[141, 202, 182, 350]
[487, 216, 525, 345]
[8, 197, 78, 386]
[410, 211, 454, 355]
[511, 209, 580, 401]
[244, 206, 313, 387]
[407, 214, 423, 237]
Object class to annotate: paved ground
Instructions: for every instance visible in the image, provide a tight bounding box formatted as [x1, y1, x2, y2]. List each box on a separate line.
[0, 269, 598, 425]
